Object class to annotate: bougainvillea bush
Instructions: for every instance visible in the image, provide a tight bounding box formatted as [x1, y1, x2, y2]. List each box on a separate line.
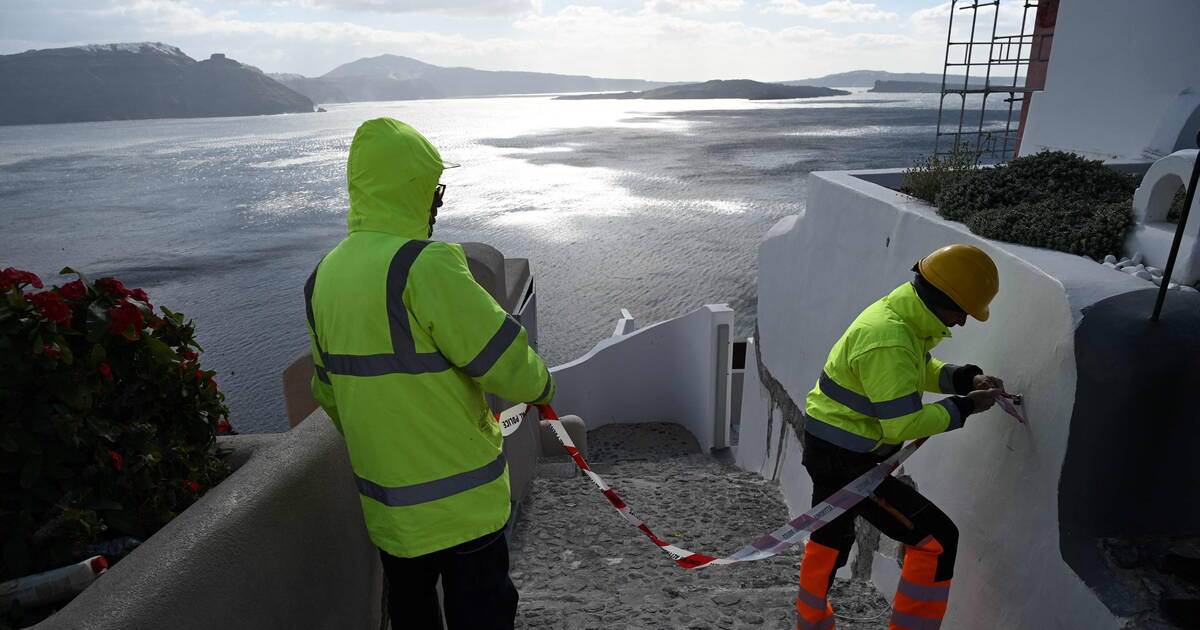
[0, 268, 232, 591]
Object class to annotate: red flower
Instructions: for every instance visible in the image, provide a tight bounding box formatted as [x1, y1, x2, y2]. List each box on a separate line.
[181, 350, 198, 362]
[216, 419, 233, 434]
[99, 363, 114, 382]
[96, 278, 129, 297]
[59, 280, 86, 300]
[195, 367, 204, 383]
[2, 268, 42, 289]
[182, 480, 200, 492]
[108, 299, 144, 338]
[107, 450, 123, 471]
[42, 344, 58, 359]
[128, 287, 151, 307]
[26, 291, 71, 324]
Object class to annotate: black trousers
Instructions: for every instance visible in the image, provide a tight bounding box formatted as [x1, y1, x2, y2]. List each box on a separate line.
[378, 529, 518, 630]
[802, 431, 959, 586]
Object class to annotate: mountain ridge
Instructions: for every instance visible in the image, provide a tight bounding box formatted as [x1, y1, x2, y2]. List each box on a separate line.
[271, 54, 674, 104]
[0, 42, 314, 126]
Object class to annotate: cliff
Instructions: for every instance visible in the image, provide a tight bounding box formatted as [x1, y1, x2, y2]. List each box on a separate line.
[0, 43, 314, 126]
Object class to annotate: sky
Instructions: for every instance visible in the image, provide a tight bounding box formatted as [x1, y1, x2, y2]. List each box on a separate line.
[0, 0, 1032, 82]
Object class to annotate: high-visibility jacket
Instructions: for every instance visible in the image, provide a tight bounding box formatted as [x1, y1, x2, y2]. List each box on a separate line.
[805, 282, 974, 454]
[305, 118, 554, 558]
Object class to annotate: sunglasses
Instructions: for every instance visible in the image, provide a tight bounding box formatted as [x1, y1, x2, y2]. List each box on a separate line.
[433, 184, 446, 206]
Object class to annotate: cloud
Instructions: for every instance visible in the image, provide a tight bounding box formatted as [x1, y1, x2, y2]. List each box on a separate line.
[763, 0, 896, 22]
[642, 0, 743, 14]
[0, 0, 949, 80]
[243, 0, 543, 17]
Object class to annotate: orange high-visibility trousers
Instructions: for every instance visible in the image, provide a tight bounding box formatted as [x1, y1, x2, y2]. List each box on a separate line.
[889, 537, 952, 630]
[796, 540, 839, 630]
[798, 432, 959, 630]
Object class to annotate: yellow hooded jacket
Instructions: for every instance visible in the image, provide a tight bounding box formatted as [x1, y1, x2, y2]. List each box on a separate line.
[805, 282, 976, 453]
[305, 118, 554, 558]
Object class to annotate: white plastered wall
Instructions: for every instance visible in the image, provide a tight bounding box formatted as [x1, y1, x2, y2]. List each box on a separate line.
[1020, 0, 1200, 160]
[738, 169, 1152, 628]
[550, 304, 734, 452]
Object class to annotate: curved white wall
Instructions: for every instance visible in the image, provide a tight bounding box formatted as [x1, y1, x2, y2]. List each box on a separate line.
[741, 168, 1151, 628]
[1021, 0, 1200, 160]
[550, 304, 734, 452]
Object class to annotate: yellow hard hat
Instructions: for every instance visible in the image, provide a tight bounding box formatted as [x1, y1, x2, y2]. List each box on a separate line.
[918, 245, 999, 322]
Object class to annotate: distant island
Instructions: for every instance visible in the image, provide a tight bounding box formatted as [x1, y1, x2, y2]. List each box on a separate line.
[554, 80, 849, 101]
[784, 69, 1001, 89]
[0, 43, 314, 126]
[271, 54, 672, 104]
[869, 80, 943, 93]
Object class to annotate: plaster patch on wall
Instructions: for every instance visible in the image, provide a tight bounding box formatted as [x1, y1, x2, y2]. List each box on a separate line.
[752, 322, 805, 483]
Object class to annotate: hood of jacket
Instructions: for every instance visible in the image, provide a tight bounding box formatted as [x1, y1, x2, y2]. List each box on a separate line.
[346, 118, 446, 239]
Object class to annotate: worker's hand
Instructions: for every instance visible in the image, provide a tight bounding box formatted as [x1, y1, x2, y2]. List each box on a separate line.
[967, 388, 1002, 412]
[973, 374, 1005, 392]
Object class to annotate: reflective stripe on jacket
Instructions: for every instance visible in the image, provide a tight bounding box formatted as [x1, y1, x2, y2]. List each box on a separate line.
[804, 282, 969, 453]
[305, 118, 554, 558]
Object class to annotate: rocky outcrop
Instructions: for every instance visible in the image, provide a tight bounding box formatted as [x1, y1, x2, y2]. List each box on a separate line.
[0, 43, 314, 126]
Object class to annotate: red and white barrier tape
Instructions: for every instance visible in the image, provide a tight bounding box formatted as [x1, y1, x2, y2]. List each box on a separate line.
[497, 395, 1025, 569]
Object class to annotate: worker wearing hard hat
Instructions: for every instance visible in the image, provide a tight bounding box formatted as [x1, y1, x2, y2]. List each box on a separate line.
[795, 244, 1003, 630]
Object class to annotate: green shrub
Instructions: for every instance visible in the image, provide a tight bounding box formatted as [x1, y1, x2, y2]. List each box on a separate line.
[899, 141, 982, 205]
[0, 268, 231, 622]
[929, 151, 1138, 259]
[1167, 186, 1187, 223]
[964, 200, 1131, 258]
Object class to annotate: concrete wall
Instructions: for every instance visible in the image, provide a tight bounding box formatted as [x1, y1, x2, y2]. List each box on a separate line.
[37, 416, 383, 630]
[1020, 0, 1200, 160]
[550, 304, 734, 453]
[737, 168, 1160, 628]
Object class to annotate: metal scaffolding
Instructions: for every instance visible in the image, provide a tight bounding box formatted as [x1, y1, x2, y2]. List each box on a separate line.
[933, 0, 1053, 163]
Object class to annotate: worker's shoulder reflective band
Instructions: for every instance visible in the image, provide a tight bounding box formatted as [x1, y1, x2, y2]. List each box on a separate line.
[305, 240, 453, 379]
[897, 577, 950, 603]
[355, 452, 506, 507]
[803, 414, 878, 452]
[889, 610, 943, 630]
[818, 372, 922, 419]
[462, 315, 521, 378]
[935, 398, 964, 430]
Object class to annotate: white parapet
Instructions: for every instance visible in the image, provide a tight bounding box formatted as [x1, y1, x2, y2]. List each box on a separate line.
[737, 167, 1154, 629]
[551, 304, 734, 452]
[1127, 149, 1200, 285]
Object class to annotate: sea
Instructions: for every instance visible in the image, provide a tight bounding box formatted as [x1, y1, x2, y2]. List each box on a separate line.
[0, 89, 950, 433]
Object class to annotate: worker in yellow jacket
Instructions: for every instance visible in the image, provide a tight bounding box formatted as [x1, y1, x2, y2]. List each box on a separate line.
[795, 245, 1003, 630]
[305, 118, 554, 630]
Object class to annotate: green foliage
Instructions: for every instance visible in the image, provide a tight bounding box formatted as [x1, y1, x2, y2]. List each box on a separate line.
[898, 140, 982, 205]
[928, 150, 1138, 259]
[0, 268, 231, 619]
[1167, 186, 1188, 223]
